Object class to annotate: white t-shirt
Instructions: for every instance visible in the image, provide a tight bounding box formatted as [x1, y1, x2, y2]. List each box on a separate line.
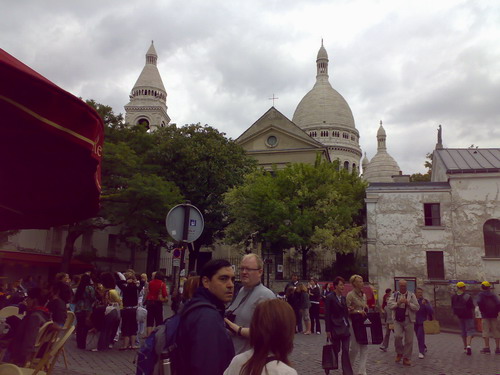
[224, 349, 298, 375]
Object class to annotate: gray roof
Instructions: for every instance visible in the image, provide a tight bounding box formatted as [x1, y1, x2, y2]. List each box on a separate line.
[367, 182, 450, 191]
[435, 148, 500, 174]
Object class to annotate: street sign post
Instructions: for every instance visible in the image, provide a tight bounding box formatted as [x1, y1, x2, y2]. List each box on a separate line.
[166, 204, 204, 243]
[166, 203, 204, 294]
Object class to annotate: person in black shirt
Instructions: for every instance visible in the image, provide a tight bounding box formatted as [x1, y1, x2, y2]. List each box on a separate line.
[117, 272, 145, 350]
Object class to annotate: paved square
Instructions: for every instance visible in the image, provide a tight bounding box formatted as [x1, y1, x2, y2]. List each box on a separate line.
[51, 321, 500, 375]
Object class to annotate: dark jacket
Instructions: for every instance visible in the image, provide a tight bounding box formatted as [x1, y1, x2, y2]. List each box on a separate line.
[325, 293, 350, 337]
[8, 308, 50, 366]
[117, 279, 145, 307]
[284, 280, 298, 293]
[177, 287, 235, 375]
[477, 290, 500, 319]
[451, 293, 475, 319]
[415, 298, 434, 324]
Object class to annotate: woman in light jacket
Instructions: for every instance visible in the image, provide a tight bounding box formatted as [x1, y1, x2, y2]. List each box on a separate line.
[346, 274, 369, 375]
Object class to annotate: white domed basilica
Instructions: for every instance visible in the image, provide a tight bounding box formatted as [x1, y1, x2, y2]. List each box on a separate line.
[292, 42, 362, 172]
[237, 42, 364, 172]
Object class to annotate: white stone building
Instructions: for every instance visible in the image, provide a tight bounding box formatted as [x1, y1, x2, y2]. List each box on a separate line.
[124, 41, 170, 130]
[366, 135, 500, 322]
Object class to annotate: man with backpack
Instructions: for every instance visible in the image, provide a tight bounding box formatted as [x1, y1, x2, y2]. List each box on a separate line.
[387, 279, 419, 367]
[176, 259, 236, 375]
[477, 281, 500, 354]
[451, 281, 475, 355]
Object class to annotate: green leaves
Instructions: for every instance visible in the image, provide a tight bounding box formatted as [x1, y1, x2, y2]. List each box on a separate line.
[224, 160, 367, 256]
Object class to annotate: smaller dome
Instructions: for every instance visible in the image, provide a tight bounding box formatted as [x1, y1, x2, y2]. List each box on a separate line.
[363, 151, 401, 183]
[317, 45, 328, 60]
[362, 152, 369, 167]
[377, 123, 386, 137]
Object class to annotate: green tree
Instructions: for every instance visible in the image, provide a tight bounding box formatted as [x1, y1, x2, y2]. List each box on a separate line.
[149, 124, 256, 270]
[410, 152, 433, 182]
[61, 101, 183, 272]
[224, 159, 367, 277]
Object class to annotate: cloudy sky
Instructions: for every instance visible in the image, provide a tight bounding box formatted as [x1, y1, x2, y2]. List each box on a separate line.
[3, 0, 499, 174]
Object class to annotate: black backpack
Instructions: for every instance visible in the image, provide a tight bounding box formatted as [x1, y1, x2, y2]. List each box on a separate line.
[452, 294, 470, 318]
[135, 301, 214, 375]
[479, 294, 499, 318]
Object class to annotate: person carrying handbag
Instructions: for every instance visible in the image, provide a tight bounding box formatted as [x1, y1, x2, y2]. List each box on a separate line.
[73, 274, 96, 350]
[145, 271, 168, 337]
[325, 276, 353, 375]
[346, 275, 368, 375]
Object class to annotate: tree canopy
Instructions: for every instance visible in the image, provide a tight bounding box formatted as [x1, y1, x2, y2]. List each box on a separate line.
[61, 101, 255, 272]
[410, 152, 433, 182]
[224, 159, 367, 277]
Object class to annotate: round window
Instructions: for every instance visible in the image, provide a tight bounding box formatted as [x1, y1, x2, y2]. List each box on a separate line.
[266, 135, 278, 147]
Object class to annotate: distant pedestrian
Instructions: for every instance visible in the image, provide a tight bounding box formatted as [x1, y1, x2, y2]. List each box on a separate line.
[387, 279, 419, 367]
[325, 276, 353, 375]
[451, 281, 475, 355]
[414, 287, 433, 359]
[116, 271, 145, 350]
[284, 273, 299, 293]
[74, 274, 96, 350]
[145, 271, 168, 336]
[308, 278, 321, 334]
[285, 286, 301, 333]
[476, 281, 500, 354]
[379, 288, 393, 352]
[346, 274, 369, 375]
[323, 282, 333, 299]
[297, 283, 311, 334]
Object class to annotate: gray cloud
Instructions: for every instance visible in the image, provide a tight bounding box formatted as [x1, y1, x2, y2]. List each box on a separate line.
[2, 0, 499, 175]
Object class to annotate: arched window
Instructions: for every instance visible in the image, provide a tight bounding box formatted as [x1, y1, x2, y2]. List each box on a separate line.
[352, 163, 356, 173]
[344, 161, 349, 170]
[484, 219, 500, 257]
[137, 118, 150, 130]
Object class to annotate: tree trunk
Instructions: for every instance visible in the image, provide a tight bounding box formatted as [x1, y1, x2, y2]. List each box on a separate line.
[301, 247, 309, 279]
[61, 225, 85, 273]
[130, 243, 136, 270]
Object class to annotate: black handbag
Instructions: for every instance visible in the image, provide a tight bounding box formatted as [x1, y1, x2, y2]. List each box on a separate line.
[350, 312, 383, 345]
[321, 338, 338, 374]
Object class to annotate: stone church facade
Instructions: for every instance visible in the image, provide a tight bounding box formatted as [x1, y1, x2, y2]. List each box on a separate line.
[237, 42, 362, 173]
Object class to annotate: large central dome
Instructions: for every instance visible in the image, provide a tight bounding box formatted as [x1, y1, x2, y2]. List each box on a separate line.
[291, 42, 361, 172]
[292, 78, 355, 129]
[292, 44, 356, 130]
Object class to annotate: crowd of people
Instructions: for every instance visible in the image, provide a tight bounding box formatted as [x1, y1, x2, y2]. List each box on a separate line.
[0, 269, 171, 364]
[1, 264, 499, 375]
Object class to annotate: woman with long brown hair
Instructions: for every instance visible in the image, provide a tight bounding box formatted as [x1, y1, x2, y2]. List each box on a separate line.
[224, 299, 298, 375]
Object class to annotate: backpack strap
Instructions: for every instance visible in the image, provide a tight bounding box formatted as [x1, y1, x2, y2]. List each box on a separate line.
[180, 301, 216, 317]
[265, 356, 278, 364]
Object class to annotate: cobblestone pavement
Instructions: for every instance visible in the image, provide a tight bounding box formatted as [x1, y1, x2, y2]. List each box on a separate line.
[52, 319, 500, 375]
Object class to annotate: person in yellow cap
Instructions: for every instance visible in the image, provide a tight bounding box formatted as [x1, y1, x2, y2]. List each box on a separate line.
[451, 281, 475, 355]
[477, 281, 500, 354]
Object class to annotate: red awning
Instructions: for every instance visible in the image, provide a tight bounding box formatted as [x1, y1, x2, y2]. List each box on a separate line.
[0, 49, 104, 230]
[0, 250, 92, 269]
